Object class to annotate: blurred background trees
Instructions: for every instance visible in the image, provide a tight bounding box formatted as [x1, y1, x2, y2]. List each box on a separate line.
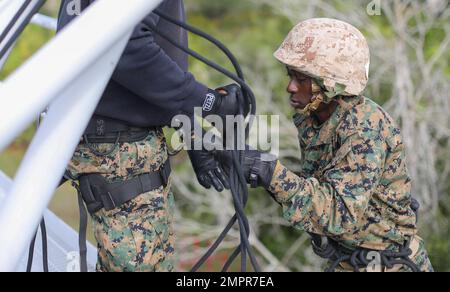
[0, 0, 449, 271]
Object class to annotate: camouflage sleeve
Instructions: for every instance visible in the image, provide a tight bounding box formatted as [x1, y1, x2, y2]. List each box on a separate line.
[268, 130, 385, 237]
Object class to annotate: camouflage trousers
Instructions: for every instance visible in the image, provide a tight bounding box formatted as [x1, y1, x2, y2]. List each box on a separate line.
[67, 128, 175, 272]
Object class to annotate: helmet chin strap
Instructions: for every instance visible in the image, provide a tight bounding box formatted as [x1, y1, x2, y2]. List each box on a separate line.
[296, 79, 330, 116]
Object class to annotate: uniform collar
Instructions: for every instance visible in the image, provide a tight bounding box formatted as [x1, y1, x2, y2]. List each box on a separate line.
[294, 96, 363, 149]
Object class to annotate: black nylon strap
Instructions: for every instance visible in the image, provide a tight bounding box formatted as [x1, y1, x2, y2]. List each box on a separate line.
[107, 164, 170, 205]
[84, 116, 131, 135]
[82, 116, 151, 143]
[104, 162, 171, 211]
[80, 160, 171, 214]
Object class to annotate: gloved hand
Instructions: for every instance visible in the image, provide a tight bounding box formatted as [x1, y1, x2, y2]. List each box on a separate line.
[203, 84, 250, 119]
[215, 147, 278, 189]
[188, 150, 230, 192]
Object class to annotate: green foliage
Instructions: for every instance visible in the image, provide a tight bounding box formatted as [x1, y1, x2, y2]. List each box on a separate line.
[186, 0, 253, 18]
[423, 212, 450, 272]
[187, 2, 292, 113]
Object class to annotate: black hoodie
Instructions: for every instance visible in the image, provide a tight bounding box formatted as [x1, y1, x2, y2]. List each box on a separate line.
[57, 0, 208, 127]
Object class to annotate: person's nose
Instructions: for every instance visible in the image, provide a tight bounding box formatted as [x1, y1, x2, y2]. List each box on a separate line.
[287, 80, 299, 94]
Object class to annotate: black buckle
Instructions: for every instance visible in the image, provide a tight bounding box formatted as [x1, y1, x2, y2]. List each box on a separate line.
[249, 173, 258, 188]
[249, 160, 260, 188]
[159, 162, 170, 187]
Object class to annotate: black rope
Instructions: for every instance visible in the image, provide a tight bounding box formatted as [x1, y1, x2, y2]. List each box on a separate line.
[26, 218, 49, 272]
[143, 14, 256, 135]
[153, 9, 249, 105]
[145, 14, 261, 272]
[224, 154, 260, 271]
[40, 219, 49, 272]
[230, 163, 248, 272]
[26, 226, 38, 272]
[16, 1, 260, 272]
[312, 200, 423, 272]
[26, 177, 68, 272]
[83, 133, 121, 157]
[26, 110, 51, 273]
[190, 214, 237, 272]
[311, 236, 422, 272]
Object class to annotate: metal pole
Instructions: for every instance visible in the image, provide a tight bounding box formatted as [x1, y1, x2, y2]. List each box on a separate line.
[0, 45, 13, 71]
[0, 0, 44, 59]
[0, 36, 130, 272]
[1, 13, 56, 75]
[0, 0, 27, 70]
[0, 170, 98, 272]
[0, 0, 163, 271]
[0, 0, 163, 152]
[31, 13, 57, 31]
[0, 0, 27, 32]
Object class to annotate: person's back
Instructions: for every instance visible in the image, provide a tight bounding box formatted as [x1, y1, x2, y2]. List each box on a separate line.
[59, 0, 244, 272]
[58, 0, 207, 127]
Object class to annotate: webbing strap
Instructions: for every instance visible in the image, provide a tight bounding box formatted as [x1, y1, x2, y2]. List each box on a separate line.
[79, 160, 171, 214]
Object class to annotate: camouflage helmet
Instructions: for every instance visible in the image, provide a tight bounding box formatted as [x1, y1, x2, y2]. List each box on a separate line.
[274, 18, 370, 97]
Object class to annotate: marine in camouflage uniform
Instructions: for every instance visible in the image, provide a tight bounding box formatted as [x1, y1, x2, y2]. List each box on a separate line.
[58, 0, 238, 272]
[269, 96, 433, 272]
[67, 129, 175, 272]
[218, 18, 433, 272]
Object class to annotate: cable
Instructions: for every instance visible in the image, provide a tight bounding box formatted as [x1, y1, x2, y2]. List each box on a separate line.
[40, 219, 49, 272]
[151, 9, 256, 134]
[26, 112, 50, 272]
[153, 10, 249, 101]
[26, 218, 49, 272]
[26, 228, 37, 272]
[144, 14, 261, 272]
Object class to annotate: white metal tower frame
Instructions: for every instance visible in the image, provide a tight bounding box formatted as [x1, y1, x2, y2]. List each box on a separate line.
[0, 0, 163, 272]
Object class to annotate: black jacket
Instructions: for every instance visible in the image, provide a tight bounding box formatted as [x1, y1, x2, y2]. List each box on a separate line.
[57, 0, 207, 127]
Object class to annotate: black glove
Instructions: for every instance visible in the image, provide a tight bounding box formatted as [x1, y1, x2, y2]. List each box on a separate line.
[188, 150, 230, 192]
[216, 148, 278, 189]
[203, 84, 250, 119]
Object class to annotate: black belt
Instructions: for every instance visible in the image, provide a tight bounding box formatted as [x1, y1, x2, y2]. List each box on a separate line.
[82, 115, 151, 143]
[78, 160, 171, 214]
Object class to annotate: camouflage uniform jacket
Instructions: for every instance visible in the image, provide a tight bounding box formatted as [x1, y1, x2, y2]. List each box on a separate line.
[269, 95, 418, 251]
